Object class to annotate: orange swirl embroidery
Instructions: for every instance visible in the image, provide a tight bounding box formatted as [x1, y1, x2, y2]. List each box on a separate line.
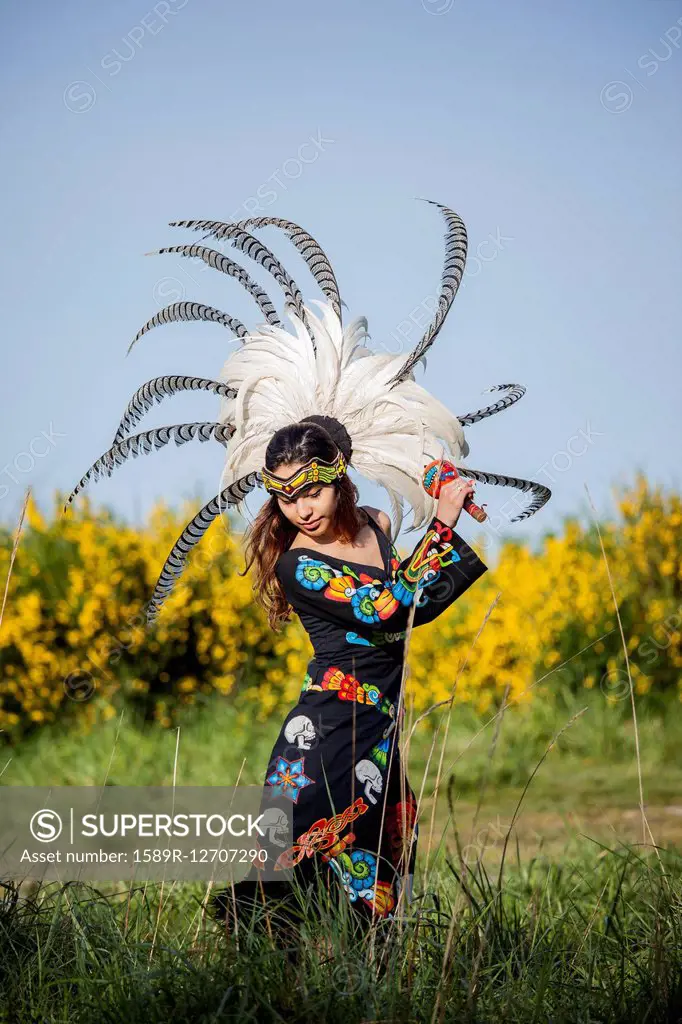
[274, 796, 369, 870]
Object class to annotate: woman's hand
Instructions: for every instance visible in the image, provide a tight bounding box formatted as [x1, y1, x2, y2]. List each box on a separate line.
[435, 477, 476, 528]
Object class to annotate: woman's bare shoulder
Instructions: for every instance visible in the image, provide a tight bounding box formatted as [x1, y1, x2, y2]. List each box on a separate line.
[361, 505, 392, 541]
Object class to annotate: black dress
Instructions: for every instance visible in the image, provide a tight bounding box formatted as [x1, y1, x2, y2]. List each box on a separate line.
[213, 509, 488, 933]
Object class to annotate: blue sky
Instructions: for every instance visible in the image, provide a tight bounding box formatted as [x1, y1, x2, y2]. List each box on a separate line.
[1, 0, 680, 559]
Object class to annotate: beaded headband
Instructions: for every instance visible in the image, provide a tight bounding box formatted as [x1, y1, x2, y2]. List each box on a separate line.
[261, 450, 347, 498]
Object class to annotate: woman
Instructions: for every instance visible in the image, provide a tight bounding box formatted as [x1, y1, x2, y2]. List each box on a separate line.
[211, 416, 488, 936]
[62, 201, 547, 936]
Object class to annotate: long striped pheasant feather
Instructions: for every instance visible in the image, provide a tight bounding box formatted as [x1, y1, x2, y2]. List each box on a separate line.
[112, 376, 237, 445]
[386, 200, 467, 387]
[456, 384, 527, 426]
[145, 472, 259, 624]
[64, 422, 235, 511]
[126, 302, 248, 356]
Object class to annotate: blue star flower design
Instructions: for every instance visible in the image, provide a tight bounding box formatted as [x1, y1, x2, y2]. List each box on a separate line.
[265, 756, 315, 803]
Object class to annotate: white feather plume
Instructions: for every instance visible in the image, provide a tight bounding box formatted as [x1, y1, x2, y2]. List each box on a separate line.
[216, 299, 470, 538]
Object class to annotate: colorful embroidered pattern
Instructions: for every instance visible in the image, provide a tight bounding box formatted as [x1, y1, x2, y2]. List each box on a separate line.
[274, 795, 370, 869]
[325, 848, 396, 918]
[301, 665, 395, 720]
[385, 794, 418, 865]
[265, 756, 315, 803]
[368, 735, 391, 770]
[292, 518, 460, 626]
[390, 518, 461, 605]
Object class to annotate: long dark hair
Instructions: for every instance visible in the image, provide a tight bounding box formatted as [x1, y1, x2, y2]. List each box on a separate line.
[238, 418, 367, 632]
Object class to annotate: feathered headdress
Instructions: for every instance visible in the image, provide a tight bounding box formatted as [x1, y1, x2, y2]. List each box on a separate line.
[64, 200, 551, 625]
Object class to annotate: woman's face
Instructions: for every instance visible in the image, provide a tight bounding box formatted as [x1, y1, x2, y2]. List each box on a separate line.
[272, 461, 338, 537]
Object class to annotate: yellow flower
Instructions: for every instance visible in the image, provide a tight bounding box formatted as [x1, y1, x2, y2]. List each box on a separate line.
[26, 494, 46, 531]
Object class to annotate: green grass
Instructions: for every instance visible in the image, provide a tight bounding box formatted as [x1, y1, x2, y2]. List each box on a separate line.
[3, 689, 681, 798]
[1, 692, 681, 1021]
[1, 842, 679, 1022]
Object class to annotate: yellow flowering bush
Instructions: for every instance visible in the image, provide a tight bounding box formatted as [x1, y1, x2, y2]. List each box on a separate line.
[0, 491, 308, 741]
[406, 473, 682, 716]
[0, 473, 679, 742]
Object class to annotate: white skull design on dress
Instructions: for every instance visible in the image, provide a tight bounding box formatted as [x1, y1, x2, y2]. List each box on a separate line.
[355, 758, 383, 804]
[284, 714, 317, 750]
